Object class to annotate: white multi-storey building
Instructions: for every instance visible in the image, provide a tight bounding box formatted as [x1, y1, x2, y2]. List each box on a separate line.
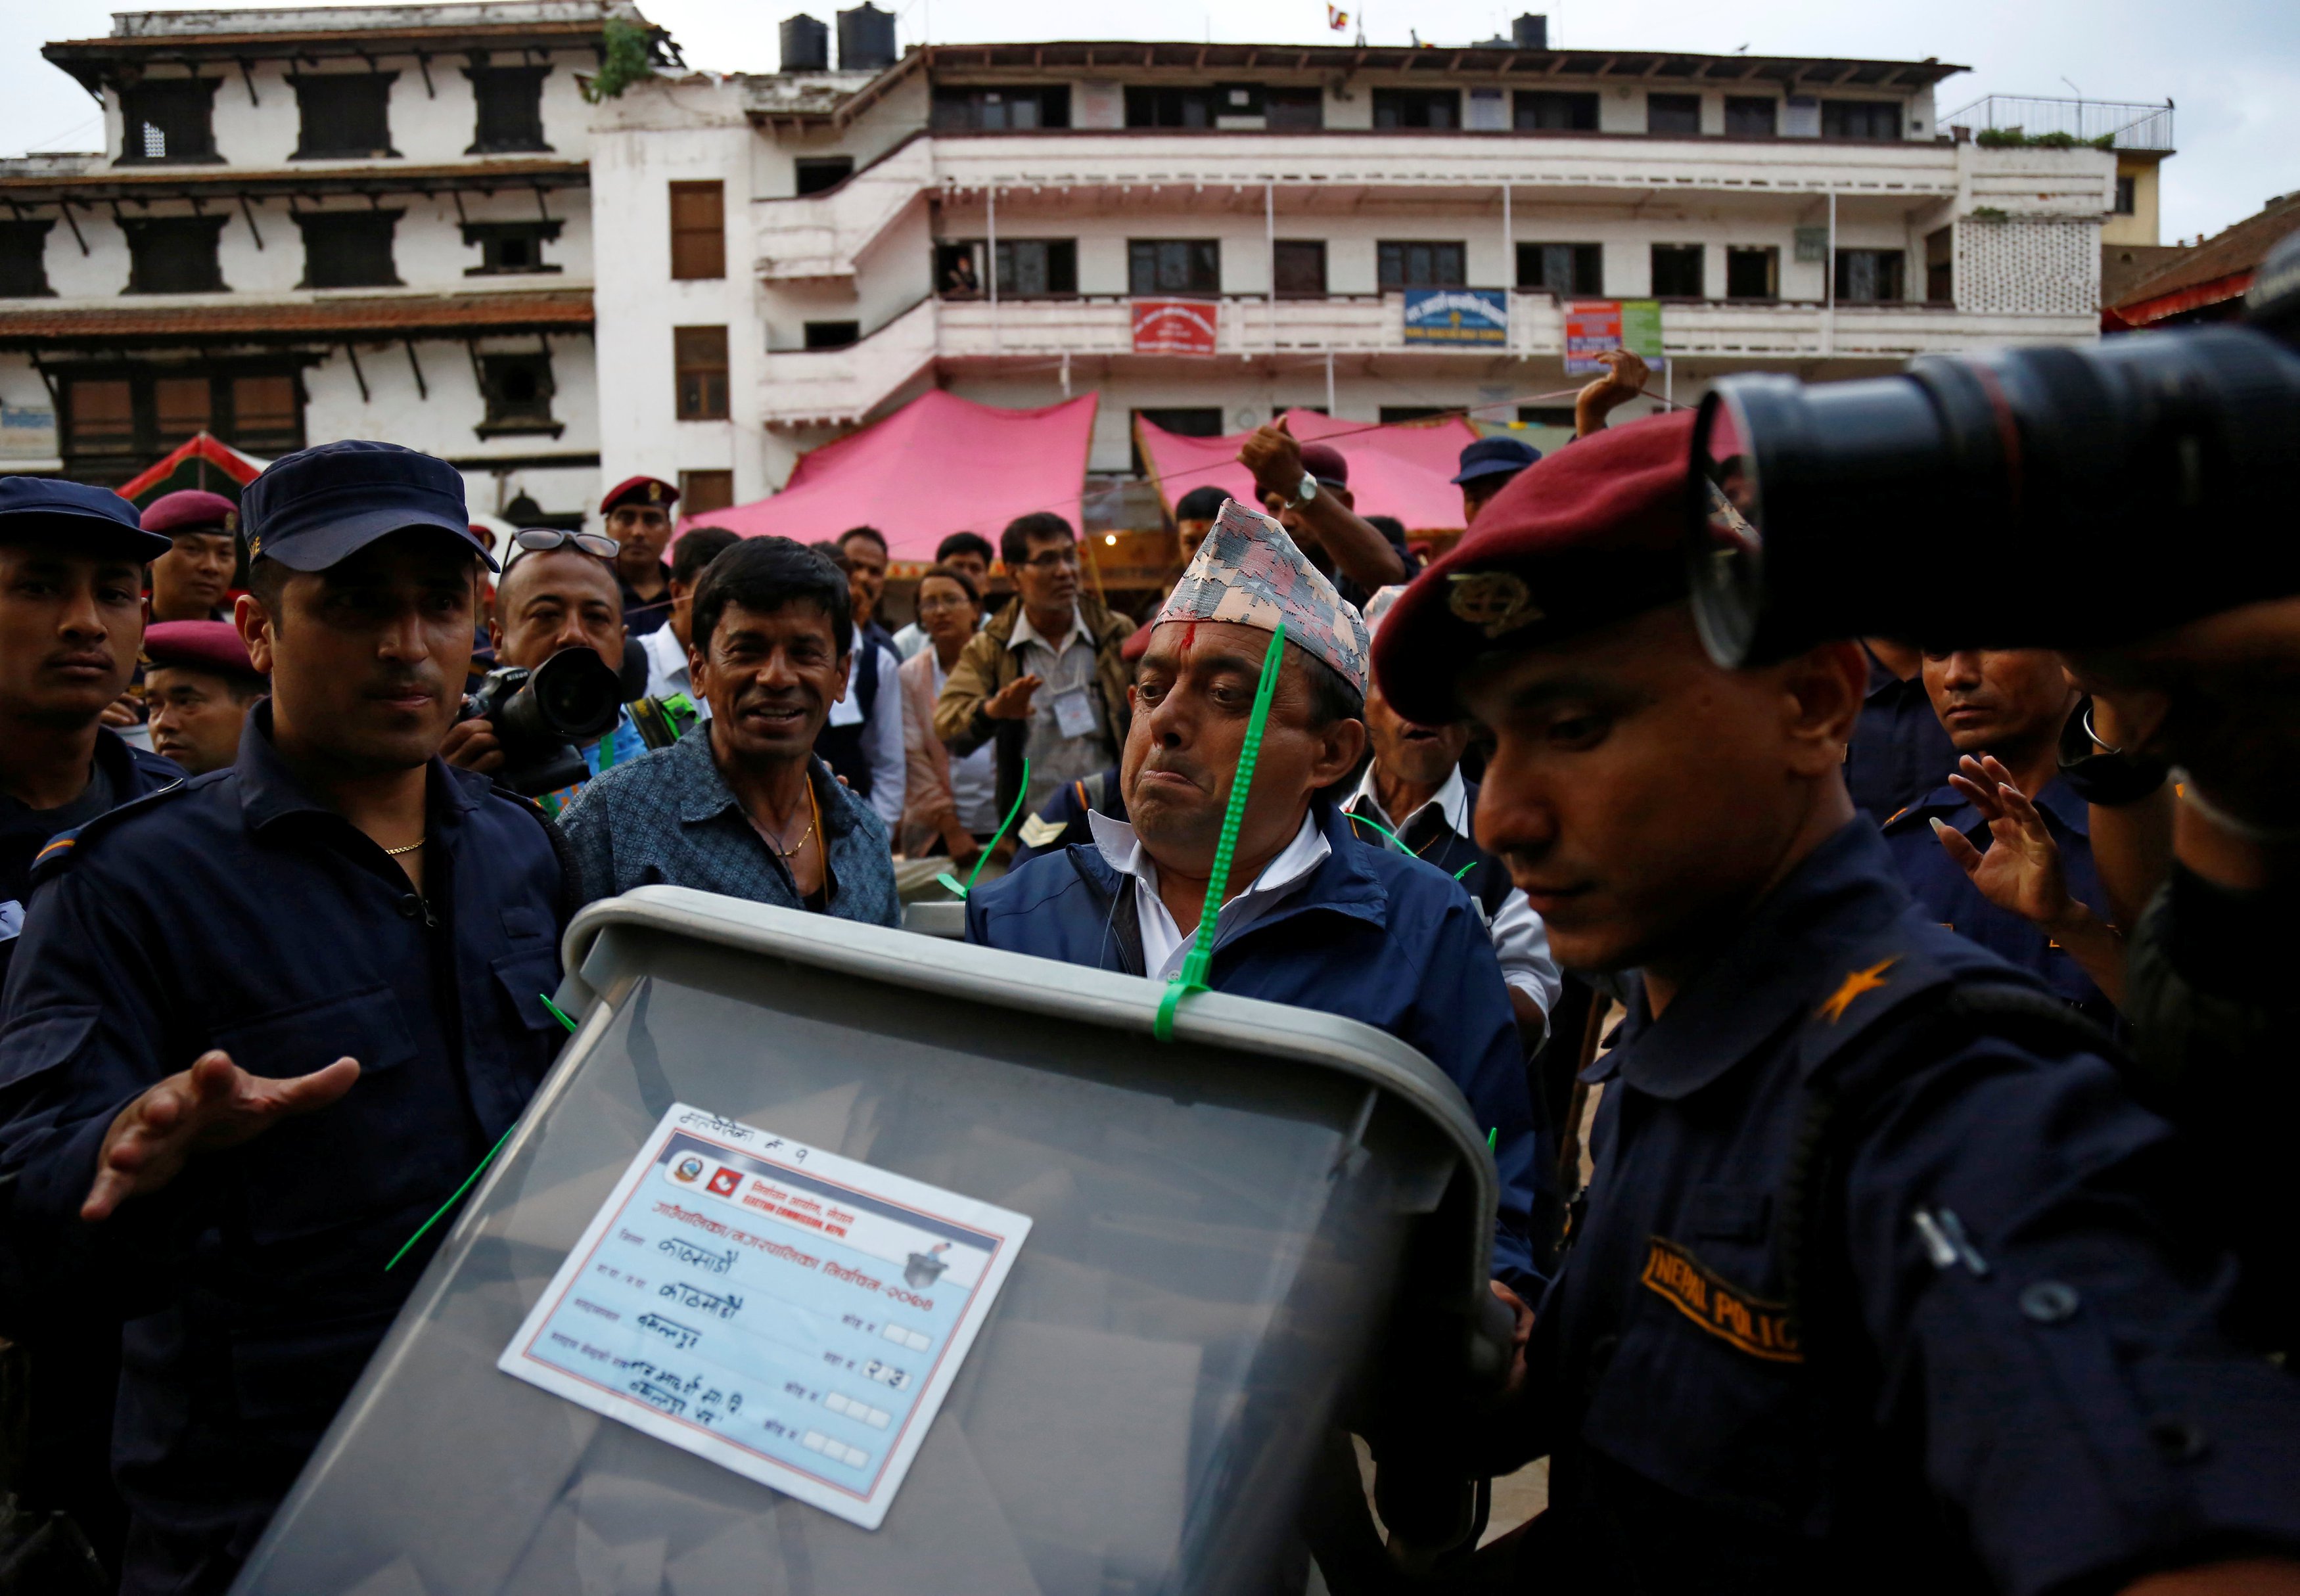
[589, 27, 2124, 528]
[1, 0, 666, 524]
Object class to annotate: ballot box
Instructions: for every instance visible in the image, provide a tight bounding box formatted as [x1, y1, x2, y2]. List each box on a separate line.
[233, 885, 1503, 1596]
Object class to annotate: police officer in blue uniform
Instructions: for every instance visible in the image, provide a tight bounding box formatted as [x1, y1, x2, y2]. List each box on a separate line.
[1846, 637, 1960, 822]
[0, 477, 185, 1578]
[0, 442, 574, 1596]
[1371, 413, 2300, 1593]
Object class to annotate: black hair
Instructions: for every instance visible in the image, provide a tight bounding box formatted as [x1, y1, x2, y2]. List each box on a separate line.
[838, 525, 888, 556]
[935, 530, 995, 565]
[246, 554, 288, 622]
[1000, 511, 1075, 570]
[809, 538, 851, 574]
[690, 536, 852, 658]
[918, 562, 981, 606]
[1293, 645, 1364, 731]
[1174, 485, 1230, 522]
[671, 526, 741, 588]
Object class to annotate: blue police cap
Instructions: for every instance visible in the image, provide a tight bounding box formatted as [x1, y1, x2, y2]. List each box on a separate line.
[1452, 435, 1543, 486]
[242, 440, 496, 573]
[0, 476, 171, 562]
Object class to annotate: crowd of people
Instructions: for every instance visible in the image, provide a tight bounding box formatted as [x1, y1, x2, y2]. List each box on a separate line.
[0, 323, 2296, 1596]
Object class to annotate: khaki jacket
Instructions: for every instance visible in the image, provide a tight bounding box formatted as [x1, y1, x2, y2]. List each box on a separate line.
[932, 595, 1134, 824]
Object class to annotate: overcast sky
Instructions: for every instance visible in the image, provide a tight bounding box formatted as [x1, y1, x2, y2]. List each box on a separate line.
[4, 0, 2291, 244]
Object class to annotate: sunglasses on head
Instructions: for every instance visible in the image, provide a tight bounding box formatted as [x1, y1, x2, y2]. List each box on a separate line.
[509, 528, 620, 562]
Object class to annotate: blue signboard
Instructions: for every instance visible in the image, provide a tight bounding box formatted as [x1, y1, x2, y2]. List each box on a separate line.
[1402, 288, 1509, 346]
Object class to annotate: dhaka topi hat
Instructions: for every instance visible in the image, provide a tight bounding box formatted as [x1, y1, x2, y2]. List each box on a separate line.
[1155, 497, 1371, 695]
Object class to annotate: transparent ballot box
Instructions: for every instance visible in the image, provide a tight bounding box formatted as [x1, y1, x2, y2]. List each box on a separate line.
[233, 886, 1502, 1596]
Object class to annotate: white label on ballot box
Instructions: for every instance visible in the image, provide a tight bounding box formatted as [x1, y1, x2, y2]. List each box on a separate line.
[498, 1103, 1031, 1530]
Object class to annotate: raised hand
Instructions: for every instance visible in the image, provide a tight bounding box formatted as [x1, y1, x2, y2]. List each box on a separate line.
[1239, 414, 1306, 502]
[83, 1050, 361, 1222]
[982, 672, 1043, 721]
[1935, 754, 2077, 930]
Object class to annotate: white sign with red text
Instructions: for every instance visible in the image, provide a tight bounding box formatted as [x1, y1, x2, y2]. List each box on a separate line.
[498, 1104, 1031, 1529]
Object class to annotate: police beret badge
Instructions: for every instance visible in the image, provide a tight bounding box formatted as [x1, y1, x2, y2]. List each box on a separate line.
[1447, 570, 1542, 638]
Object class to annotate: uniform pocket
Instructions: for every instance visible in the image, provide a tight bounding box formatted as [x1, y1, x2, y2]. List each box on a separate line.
[492, 949, 564, 1037]
[213, 984, 417, 1084]
[0, 1003, 99, 1093]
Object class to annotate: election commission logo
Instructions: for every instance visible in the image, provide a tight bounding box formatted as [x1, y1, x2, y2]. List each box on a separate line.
[707, 1166, 744, 1198]
[671, 1154, 707, 1184]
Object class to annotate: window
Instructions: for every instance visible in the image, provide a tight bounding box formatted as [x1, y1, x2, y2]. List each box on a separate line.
[462, 219, 563, 276]
[120, 79, 219, 164]
[60, 367, 303, 485]
[1378, 240, 1466, 290]
[1379, 406, 1449, 422]
[295, 211, 402, 289]
[1834, 248, 1905, 303]
[1514, 91, 1598, 131]
[992, 239, 1076, 296]
[1821, 99, 1900, 141]
[478, 352, 558, 435]
[0, 221, 53, 297]
[1925, 227, 1952, 302]
[1274, 240, 1327, 298]
[794, 156, 854, 196]
[1266, 88, 1323, 129]
[1724, 96, 1777, 137]
[1130, 407, 1223, 475]
[1126, 86, 1214, 128]
[803, 321, 860, 350]
[2113, 175, 2137, 216]
[1650, 243, 1704, 298]
[292, 74, 396, 158]
[1517, 242, 1602, 295]
[467, 65, 550, 153]
[669, 181, 725, 280]
[1724, 246, 1778, 300]
[1646, 93, 1701, 135]
[1128, 239, 1220, 296]
[1372, 89, 1458, 129]
[124, 216, 227, 294]
[1518, 405, 1575, 427]
[931, 85, 1069, 131]
[674, 326, 729, 421]
[679, 470, 735, 515]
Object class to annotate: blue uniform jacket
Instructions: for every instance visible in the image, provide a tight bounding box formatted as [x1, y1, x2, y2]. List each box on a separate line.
[1844, 649, 1958, 823]
[0, 706, 569, 1586]
[963, 799, 1548, 1285]
[1527, 820, 2300, 1593]
[1881, 775, 2117, 1027]
[0, 727, 181, 990]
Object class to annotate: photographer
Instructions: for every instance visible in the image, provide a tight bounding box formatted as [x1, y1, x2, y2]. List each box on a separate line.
[0, 442, 571, 1595]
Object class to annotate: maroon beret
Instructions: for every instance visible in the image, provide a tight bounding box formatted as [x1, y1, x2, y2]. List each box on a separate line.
[1373, 409, 1695, 724]
[143, 620, 262, 683]
[599, 475, 679, 514]
[141, 490, 239, 537]
[1299, 442, 1349, 486]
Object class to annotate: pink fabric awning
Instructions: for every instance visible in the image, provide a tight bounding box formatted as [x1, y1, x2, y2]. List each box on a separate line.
[1134, 408, 1479, 539]
[685, 390, 1100, 562]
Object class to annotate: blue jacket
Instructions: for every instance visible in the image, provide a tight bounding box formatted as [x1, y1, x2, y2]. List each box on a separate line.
[1845, 649, 1958, 823]
[0, 726, 181, 990]
[1880, 776, 2115, 1028]
[0, 706, 569, 1591]
[964, 799, 1548, 1284]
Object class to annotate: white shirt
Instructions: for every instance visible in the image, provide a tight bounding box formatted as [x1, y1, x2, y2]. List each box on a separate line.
[638, 625, 710, 719]
[825, 625, 906, 829]
[1347, 765, 1563, 1020]
[1089, 808, 1329, 983]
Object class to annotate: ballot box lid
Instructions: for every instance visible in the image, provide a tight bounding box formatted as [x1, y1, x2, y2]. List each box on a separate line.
[234, 886, 1504, 1596]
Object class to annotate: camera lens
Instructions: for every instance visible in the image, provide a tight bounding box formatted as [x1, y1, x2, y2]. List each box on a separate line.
[527, 648, 625, 741]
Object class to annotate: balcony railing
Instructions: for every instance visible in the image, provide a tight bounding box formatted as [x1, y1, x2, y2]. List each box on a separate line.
[1939, 95, 2174, 153]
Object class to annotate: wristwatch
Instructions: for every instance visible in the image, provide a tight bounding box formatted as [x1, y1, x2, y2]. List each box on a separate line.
[1291, 471, 1319, 507]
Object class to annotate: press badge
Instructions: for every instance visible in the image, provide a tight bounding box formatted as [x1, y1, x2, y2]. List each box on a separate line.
[499, 1104, 1031, 1529]
[1050, 685, 1097, 739]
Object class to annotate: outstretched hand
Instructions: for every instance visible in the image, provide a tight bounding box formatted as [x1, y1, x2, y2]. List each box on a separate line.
[83, 1050, 361, 1222]
[1934, 754, 2078, 930]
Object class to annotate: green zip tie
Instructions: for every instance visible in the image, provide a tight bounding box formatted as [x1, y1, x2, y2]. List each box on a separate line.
[539, 993, 580, 1034]
[1454, 861, 1478, 881]
[1487, 1126, 1498, 1152]
[940, 757, 1031, 900]
[386, 1121, 517, 1272]
[1155, 623, 1287, 1043]
[1343, 809, 1411, 850]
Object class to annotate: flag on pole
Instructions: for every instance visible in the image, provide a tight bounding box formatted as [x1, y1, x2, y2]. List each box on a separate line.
[1327, 4, 1348, 29]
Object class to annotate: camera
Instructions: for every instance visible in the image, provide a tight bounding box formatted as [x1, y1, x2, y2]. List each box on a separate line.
[1688, 227, 2300, 668]
[462, 647, 626, 797]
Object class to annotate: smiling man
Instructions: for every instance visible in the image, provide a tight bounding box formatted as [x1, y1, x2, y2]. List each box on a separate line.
[559, 535, 898, 924]
[0, 442, 572, 1595]
[964, 499, 1548, 1287]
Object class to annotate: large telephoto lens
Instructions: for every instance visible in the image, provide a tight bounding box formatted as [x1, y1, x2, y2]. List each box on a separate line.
[1689, 325, 2300, 667]
[497, 647, 624, 747]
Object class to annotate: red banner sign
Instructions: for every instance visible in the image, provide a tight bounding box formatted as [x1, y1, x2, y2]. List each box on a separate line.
[1132, 298, 1218, 356]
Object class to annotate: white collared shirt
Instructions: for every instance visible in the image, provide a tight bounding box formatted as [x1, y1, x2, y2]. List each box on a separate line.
[1088, 808, 1329, 982]
[638, 625, 710, 719]
[1347, 765, 1563, 1019]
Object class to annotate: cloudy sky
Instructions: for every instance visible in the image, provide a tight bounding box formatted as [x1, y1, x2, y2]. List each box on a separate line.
[4, 0, 2291, 244]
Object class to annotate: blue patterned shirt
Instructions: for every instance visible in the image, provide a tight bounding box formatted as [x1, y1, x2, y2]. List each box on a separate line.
[559, 727, 899, 926]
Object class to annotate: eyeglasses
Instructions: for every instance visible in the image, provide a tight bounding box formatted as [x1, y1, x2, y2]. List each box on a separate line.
[917, 593, 976, 612]
[511, 528, 619, 561]
[1020, 548, 1079, 572]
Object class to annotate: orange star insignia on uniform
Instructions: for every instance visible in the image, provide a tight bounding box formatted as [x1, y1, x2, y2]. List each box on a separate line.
[1817, 957, 1898, 1024]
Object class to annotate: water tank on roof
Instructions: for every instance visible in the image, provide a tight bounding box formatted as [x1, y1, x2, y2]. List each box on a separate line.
[1513, 12, 1549, 48]
[837, 2, 896, 71]
[780, 13, 829, 72]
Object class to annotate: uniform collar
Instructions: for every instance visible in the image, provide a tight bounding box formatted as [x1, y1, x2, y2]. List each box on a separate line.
[234, 700, 483, 833]
[1862, 645, 1924, 703]
[1596, 820, 1914, 1101]
[1346, 764, 1469, 842]
[1887, 773, 2092, 839]
[674, 728, 854, 838]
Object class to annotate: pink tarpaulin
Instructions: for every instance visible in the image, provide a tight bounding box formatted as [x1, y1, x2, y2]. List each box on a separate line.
[686, 390, 1099, 561]
[1134, 409, 1481, 539]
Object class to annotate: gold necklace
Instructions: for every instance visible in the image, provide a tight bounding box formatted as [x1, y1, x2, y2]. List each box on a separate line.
[761, 782, 819, 860]
[384, 838, 426, 856]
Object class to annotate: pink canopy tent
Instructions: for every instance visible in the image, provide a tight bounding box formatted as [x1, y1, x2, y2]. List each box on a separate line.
[1134, 409, 1481, 541]
[685, 390, 1099, 561]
